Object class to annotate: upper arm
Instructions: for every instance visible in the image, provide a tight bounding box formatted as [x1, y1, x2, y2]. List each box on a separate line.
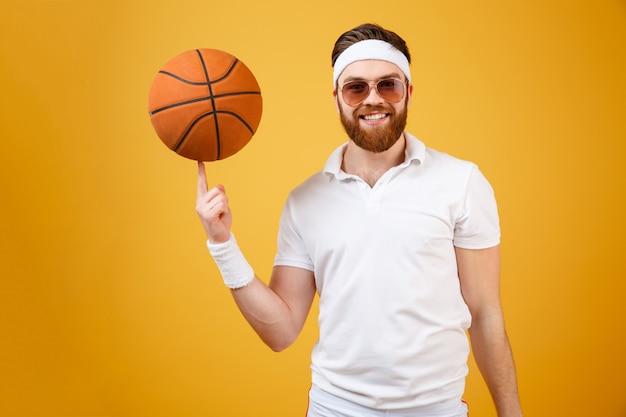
[455, 245, 502, 321]
[455, 246, 523, 415]
[268, 265, 316, 342]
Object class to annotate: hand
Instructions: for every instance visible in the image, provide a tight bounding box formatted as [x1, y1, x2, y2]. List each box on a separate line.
[196, 161, 232, 244]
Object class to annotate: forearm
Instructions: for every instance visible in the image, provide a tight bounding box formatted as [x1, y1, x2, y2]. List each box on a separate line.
[207, 234, 314, 352]
[469, 316, 523, 417]
[230, 277, 300, 352]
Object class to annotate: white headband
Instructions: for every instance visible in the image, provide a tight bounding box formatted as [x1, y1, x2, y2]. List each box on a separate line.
[332, 39, 411, 87]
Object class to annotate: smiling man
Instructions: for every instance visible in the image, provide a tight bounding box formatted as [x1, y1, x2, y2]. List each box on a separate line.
[196, 23, 523, 417]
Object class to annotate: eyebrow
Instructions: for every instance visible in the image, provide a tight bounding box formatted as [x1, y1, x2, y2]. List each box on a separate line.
[342, 72, 404, 83]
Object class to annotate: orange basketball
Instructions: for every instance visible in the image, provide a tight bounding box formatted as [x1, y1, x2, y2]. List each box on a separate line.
[148, 49, 262, 161]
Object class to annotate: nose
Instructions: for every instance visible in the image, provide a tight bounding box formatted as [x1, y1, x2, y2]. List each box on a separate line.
[362, 83, 385, 105]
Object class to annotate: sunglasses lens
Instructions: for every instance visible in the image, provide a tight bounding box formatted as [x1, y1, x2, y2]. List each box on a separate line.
[341, 79, 405, 106]
[376, 79, 404, 103]
[342, 81, 370, 106]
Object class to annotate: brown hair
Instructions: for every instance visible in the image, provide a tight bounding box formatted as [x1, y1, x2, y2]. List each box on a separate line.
[331, 23, 411, 67]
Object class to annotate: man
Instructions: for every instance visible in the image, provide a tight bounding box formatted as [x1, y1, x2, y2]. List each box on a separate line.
[196, 23, 522, 417]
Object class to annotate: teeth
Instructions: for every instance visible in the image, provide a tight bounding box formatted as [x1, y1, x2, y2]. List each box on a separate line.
[363, 113, 387, 121]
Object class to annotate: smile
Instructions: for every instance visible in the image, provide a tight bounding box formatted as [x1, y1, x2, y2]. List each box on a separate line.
[360, 113, 389, 121]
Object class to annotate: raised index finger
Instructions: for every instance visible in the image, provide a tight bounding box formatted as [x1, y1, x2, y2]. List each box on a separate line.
[197, 161, 208, 194]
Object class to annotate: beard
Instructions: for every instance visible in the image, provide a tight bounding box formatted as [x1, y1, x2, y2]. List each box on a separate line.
[339, 102, 408, 153]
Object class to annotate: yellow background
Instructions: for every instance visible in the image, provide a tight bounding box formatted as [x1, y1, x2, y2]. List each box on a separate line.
[1, 0, 625, 416]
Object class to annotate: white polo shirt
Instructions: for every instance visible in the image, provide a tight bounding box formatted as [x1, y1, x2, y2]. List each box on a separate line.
[274, 133, 500, 410]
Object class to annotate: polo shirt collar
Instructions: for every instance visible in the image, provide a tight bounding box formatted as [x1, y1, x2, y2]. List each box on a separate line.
[323, 132, 426, 178]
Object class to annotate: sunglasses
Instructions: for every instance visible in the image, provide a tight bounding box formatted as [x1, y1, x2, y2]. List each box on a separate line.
[339, 78, 407, 106]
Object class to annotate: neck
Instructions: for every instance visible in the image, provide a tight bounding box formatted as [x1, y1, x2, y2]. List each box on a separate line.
[342, 134, 406, 187]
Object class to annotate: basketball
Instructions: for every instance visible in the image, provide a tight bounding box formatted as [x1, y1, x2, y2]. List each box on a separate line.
[148, 48, 262, 161]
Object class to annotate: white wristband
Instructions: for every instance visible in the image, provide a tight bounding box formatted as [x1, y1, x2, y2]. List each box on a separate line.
[207, 233, 254, 289]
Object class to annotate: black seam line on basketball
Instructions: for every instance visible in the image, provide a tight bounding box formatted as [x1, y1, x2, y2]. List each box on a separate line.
[173, 110, 256, 154]
[210, 58, 240, 84]
[196, 49, 221, 159]
[157, 57, 239, 86]
[149, 91, 261, 116]
[158, 70, 209, 85]
[149, 96, 210, 116]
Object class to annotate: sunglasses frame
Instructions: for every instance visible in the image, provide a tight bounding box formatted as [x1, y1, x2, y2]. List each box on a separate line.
[338, 78, 407, 107]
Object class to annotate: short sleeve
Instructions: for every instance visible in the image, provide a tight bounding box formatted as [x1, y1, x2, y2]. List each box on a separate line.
[273, 194, 315, 271]
[453, 164, 501, 249]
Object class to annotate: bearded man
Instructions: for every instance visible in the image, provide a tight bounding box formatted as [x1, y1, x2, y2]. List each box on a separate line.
[195, 23, 523, 417]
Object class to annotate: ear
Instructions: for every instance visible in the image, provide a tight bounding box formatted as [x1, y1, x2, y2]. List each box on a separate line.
[333, 89, 340, 114]
[406, 83, 414, 109]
